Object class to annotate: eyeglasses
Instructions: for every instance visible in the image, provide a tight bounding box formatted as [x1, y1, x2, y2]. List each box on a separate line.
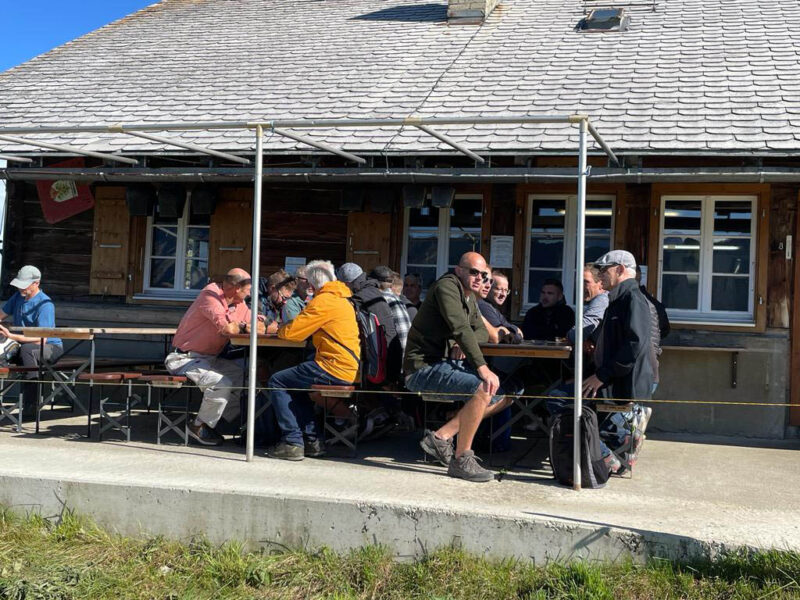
[296, 276, 308, 283]
[493, 288, 510, 295]
[468, 267, 490, 282]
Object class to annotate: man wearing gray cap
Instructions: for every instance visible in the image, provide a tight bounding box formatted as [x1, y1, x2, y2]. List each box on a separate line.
[0, 266, 63, 413]
[582, 250, 653, 472]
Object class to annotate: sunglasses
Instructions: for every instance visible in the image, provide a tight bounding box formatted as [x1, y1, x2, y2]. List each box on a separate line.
[468, 267, 490, 282]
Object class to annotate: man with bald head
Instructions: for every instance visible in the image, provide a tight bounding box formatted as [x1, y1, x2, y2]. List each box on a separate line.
[166, 268, 265, 446]
[404, 252, 516, 483]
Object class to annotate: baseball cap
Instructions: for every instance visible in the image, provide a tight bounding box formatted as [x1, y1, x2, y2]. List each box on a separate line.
[593, 250, 637, 270]
[10, 265, 41, 289]
[336, 263, 363, 284]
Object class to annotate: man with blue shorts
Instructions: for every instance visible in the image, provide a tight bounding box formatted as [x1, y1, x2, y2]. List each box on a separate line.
[404, 252, 516, 483]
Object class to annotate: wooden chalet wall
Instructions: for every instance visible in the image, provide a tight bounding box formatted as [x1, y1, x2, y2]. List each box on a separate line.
[3, 181, 93, 300]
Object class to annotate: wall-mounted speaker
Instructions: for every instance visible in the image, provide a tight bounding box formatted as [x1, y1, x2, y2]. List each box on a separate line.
[402, 185, 426, 209]
[158, 184, 186, 218]
[431, 185, 455, 208]
[125, 184, 156, 216]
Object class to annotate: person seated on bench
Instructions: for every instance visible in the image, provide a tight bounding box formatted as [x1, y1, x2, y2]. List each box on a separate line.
[405, 252, 520, 483]
[478, 269, 521, 343]
[165, 268, 266, 446]
[0, 265, 63, 414]
[266, 259, 359, 461]
[566, 263, 608, 346]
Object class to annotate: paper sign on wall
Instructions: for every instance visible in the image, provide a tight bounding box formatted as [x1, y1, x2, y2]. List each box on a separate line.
[489, 236, 514, 269]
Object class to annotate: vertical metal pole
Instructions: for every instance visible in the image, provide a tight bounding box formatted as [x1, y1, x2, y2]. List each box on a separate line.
[573, 118, 588, 491]
[246, 125, 264, 462]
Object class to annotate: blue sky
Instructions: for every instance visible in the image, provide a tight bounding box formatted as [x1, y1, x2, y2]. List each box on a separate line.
[0, 1, 156, 72]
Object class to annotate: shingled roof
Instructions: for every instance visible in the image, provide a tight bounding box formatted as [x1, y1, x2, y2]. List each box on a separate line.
[0, 0, 798, 156]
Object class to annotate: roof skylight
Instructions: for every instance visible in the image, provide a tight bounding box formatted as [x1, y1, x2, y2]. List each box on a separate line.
[576, 8, 629, 32]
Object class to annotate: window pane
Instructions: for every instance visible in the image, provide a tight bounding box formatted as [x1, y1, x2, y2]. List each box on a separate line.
[409, 206, 439, 228]
[410, 267, 439, 291]
[184, 259, 209, 290]
[714, 202, 752, 235]
[186, 227, 209, 260]
[662, 237, 701, 272]
[711, 277, 749, 311]
[664, 200, 701, 234]
[449, 232, 480, 265]
[530, 237, 563, 269]
[585, 200, 613, 234]
[661, 273, 699, 310]
[713, 238, 750, 274]
[530, 199, 565, 233]
[450, 198, 482, 229]
[188, 211, 211, 226]
[585, 237, 611, 263]
[528, 269, 563, 304]
[407, 233, 438, 265]
[150, 259, 176, 288]
[152, 226, 177, 257]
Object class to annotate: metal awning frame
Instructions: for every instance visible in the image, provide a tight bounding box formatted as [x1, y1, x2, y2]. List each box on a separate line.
[0, 114, 618, 490]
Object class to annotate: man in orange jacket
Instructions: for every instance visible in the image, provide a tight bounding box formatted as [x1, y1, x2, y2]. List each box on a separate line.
[266, 259, 360, 461]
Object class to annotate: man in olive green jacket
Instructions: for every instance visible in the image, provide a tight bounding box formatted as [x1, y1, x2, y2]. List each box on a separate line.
[404, 252, 516, 483]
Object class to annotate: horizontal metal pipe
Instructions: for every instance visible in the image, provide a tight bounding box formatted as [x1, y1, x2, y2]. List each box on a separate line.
[0, 115, 585, 136]
[4, 166, 800, 184]
[0, 153, 33, 163]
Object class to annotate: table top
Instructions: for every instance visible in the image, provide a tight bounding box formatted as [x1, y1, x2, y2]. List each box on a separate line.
[229, 334, 306, 348]
[480, 341, 572, 359]
[19, 327, 94, 340]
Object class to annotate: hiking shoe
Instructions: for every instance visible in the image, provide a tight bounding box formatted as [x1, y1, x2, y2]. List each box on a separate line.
[304, 439, 326, 458]
[420, 430, 454, 466]
[447, 450, 494, 483]
[187, 422, 224, 447]
[637, 406, 653, 436]
[603, 452, 623, 474]
[266, 442, 304, 461]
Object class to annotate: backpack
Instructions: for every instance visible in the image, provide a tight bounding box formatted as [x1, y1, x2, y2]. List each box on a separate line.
[326, 298, 388, 385]
[549, 406, 610, 489]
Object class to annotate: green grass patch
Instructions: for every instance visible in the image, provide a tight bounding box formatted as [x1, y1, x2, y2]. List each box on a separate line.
[0, 506, 798, 599]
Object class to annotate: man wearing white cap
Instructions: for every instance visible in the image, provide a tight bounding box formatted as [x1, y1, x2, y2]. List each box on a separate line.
[0, 265, 63, 412]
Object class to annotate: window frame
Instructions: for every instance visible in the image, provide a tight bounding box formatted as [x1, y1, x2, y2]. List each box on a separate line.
[141, 200, 210, 300]
[400, 193, 485, 289]
[648, 184, 770, 332]
[521, 193, 616, 312]
[657, 194, 757, 324]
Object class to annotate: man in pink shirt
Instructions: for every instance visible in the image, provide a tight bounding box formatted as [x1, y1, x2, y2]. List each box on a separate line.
[165, 268, 267, 446]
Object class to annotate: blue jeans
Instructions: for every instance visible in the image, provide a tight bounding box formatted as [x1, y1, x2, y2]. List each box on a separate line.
[405, 359, 522, 405]
[269, 361, 351, 447]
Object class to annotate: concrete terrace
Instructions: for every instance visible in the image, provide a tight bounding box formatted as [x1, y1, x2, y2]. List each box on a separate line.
[1, 412, 798, 563]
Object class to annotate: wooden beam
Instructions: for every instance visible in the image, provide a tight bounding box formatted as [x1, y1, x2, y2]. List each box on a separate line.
[791, 188, 800, 426]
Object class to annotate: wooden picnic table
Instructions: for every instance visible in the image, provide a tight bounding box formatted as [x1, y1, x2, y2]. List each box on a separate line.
[480, 341, 572, 359]
[228, 333, 306, 349]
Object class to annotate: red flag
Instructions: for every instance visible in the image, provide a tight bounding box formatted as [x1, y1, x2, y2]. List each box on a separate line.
[36, 158, 95, 224]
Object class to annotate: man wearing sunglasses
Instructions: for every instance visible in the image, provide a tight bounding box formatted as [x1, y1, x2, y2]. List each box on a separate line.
[404, 252, 513, 483]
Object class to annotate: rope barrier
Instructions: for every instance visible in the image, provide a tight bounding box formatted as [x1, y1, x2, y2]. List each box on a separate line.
[1, 377, 799, 407]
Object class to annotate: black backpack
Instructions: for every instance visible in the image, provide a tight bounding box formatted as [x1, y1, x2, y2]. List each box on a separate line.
[549, 406, 610, 489]
[325, 297, 388, 386]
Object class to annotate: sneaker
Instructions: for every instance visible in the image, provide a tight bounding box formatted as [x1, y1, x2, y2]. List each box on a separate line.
[266, 442, 304, 461]
[304, 439, 326, 458]
[603, 452, 623, 474]
[637, 406, 653, 436]
[419, 430, 454, 466]
[447, 450, 494, 483]
[187, 422, 224, 447]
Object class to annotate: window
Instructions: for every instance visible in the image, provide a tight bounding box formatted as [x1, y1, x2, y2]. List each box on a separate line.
[524, 194, 615, 308]
[576, 8, 629, 32]
[402, 194, 483, 290]
[143, 200, 210, 297]
[658, 195, 757, 324]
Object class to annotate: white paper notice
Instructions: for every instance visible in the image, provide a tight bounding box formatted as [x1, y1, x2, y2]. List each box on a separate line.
[489, 236, 514, 269]
[284, 257, 306, 274]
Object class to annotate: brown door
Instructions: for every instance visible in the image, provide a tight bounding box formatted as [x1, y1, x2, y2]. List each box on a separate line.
[208, 189, 253, 282]
[89, 187, 130, 296]
[346, 212, 392, 274]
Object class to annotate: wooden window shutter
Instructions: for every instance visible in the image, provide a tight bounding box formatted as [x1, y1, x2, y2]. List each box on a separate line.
[90, 187, 130, 296]
[208, 188, 253, 282]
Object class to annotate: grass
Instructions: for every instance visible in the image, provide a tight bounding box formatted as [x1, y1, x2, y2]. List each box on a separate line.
[0, 506, 799, 599]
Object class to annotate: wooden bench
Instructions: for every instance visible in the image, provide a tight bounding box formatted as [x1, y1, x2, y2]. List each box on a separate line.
[309, 384, 357, 455]
[77, 372, 143, 441]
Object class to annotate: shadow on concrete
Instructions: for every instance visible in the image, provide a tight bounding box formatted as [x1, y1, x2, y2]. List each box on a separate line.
[352, 3, 446, 22]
